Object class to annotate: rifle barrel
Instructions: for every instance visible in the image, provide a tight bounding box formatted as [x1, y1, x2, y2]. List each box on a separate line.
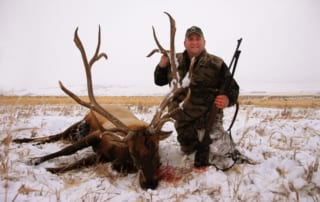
[228, 38, 243, 70]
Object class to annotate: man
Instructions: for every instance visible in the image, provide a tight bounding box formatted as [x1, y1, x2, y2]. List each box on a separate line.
[154, 26, 240, 168]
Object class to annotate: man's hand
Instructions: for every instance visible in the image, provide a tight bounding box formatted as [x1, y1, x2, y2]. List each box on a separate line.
[159, 54, 170, 68]
[214, 95, 229, 109]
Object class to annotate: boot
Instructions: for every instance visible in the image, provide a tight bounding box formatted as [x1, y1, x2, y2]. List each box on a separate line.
[194, 144, 210, 168]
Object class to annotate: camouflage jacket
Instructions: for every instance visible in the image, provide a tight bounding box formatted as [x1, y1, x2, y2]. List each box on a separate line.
[154, 50, 239, 127]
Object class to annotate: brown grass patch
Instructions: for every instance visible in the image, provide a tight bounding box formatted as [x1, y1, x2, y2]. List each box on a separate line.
[239, 95, 320, 108]
[0, 95, 319, 108]
[0, 96, 162, 106]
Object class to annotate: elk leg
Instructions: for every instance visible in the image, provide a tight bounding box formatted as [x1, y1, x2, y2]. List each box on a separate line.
[46, 154, 101, 173]
[29, 132, 101, 165]
[13, 119, 90, 144]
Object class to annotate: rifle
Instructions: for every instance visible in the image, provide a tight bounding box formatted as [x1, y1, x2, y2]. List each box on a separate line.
[194, 38, 242, 168]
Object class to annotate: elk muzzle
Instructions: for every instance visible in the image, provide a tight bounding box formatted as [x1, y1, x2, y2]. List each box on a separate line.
[124, 130, 162, 189]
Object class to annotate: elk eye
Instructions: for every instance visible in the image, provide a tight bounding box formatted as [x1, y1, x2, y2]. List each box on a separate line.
[145, 138, 157, 151]
[131, 148, 139, 157]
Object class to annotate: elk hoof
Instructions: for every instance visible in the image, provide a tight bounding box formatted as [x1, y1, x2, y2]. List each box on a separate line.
[46, 167, 60, 173]
[28, 157, 42, 165]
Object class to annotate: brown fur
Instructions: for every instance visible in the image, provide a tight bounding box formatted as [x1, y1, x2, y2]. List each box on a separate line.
[86, 104, 147, 131]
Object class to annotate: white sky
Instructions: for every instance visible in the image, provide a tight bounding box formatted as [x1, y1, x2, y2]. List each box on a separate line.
[1, 0, 320, 95]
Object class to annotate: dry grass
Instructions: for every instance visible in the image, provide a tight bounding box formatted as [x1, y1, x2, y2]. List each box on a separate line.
[239, 95, 320, 108]
[0, 96, 162, 106]
[1, 95, 320, 108]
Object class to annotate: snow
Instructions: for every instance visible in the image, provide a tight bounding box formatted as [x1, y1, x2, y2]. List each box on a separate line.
[1, 104, 320, 201]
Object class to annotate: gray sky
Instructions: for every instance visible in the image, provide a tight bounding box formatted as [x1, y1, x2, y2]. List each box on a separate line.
[1, 0, 320, 95]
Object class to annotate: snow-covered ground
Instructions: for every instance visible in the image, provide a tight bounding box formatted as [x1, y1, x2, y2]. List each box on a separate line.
[1, 103, 319, 201]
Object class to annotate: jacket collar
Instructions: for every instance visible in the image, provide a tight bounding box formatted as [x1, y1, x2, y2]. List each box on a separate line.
[182, 49, 207, 67]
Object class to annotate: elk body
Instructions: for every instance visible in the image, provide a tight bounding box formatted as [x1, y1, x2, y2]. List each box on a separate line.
[15, 104, 170, 189]
[14, 12, 193, 190]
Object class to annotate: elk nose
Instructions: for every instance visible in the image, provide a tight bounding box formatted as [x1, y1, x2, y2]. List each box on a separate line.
[139, 170, 159, 189]
[144, 180, 158, 190]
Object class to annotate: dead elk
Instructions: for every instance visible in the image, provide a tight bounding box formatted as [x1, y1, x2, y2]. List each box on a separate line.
[13, 13, 192, 190]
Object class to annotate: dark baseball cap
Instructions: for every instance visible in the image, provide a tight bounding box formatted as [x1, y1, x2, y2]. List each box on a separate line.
[185, 26, 204, 38]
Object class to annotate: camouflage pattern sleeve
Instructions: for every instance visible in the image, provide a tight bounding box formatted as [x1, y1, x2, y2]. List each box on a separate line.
[154, 64, 171, 86]
[220, 62, 239, 106]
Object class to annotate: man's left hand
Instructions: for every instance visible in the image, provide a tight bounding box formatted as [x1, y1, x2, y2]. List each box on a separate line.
[214, 95, 229, 109]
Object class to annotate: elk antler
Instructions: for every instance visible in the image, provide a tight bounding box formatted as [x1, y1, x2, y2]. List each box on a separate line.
[147, 12, 180, 90]
[59, 26, 129, 133]
[149, 57, 195, 133]
[147, 12, 195, 133]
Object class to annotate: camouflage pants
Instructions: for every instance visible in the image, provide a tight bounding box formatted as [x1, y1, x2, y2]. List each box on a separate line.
[175, 121, 200, 153]
[175, 114, 236, 169]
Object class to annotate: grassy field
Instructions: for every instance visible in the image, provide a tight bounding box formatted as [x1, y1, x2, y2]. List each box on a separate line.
[1, 95, 320, 108]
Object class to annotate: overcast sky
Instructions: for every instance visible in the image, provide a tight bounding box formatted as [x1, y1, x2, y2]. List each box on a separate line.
[1, 0, 319, 95]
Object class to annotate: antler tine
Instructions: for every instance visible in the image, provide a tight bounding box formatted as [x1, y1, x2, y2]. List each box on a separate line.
[89, 25, 108, 67]
[146, 49, 160, 57]
[151, 26, 168, 56]
[73, 27, 95, 104]
[164, 12, 179, 90]
[60, 27, 129, 133]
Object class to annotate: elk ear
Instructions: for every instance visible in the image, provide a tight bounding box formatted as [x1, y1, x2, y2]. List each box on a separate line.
[157, 130, 172, 140]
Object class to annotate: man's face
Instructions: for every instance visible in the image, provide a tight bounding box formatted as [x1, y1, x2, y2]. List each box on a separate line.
[184, 33, 206, 57]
